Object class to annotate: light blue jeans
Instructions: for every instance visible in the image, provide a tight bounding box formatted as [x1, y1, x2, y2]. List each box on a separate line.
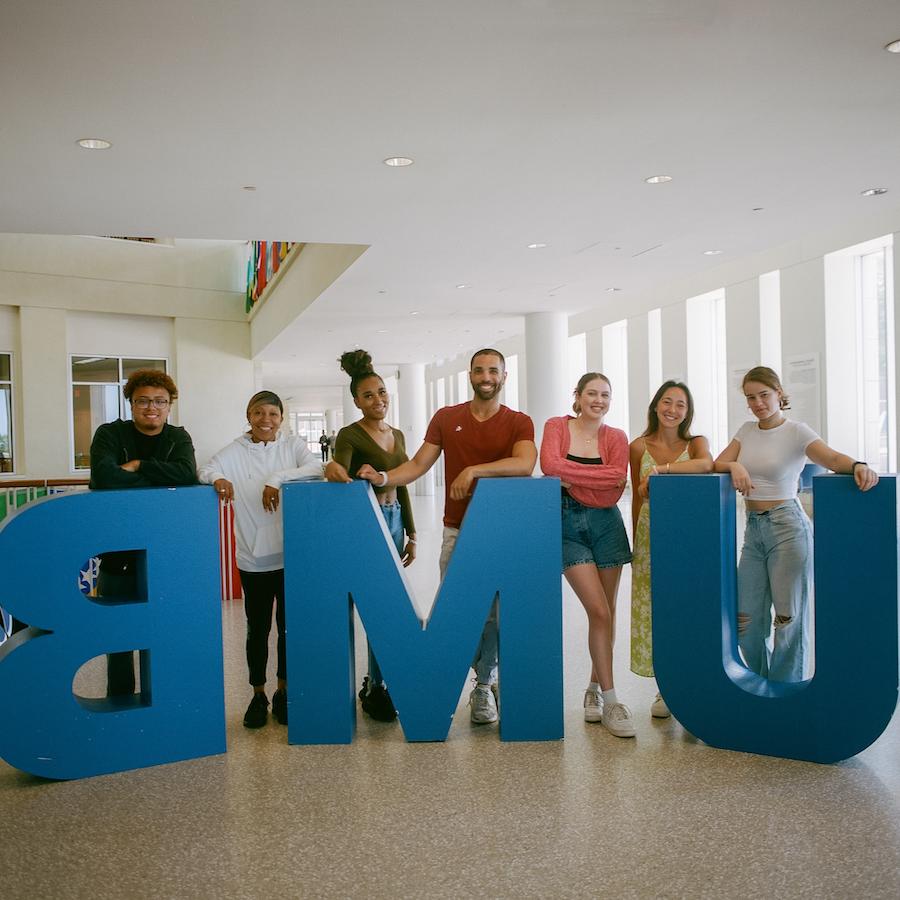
[440, 526, 498, 686]
[368, 501, 404, 686]
[737, 500, 813, 682]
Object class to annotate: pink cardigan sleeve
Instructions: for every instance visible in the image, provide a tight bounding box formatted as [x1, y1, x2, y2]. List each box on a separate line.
[540, 418, 628, 489]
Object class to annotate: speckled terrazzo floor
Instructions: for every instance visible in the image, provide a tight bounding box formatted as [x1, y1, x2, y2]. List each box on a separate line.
[2, 493, 899, 899]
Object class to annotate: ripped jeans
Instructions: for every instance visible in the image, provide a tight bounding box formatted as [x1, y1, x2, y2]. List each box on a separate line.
[737, 500, 813, 682]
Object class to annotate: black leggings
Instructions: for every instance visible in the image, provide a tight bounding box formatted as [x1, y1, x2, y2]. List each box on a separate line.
[239, 569, 286, 687]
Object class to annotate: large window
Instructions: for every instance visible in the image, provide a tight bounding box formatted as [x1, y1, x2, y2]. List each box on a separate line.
[686, 290, 728, 454]
[857, 246, 894, 471]
[71, 356, 167, 470]
[290, 412, 327, 455]
[0, 353, 13, 473]
[601, 320, 629, 433]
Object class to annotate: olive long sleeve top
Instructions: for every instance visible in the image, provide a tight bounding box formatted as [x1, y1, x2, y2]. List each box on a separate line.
[333, 421, 416, 536]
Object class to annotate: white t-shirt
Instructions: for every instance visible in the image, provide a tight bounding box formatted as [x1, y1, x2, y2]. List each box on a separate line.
[734, 419, 820, 500]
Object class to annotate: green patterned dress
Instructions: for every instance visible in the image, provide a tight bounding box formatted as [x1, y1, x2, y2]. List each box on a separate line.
[630, 444, 690, 677]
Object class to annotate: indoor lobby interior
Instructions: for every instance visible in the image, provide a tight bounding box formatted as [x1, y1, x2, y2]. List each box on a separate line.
[3, 2, 900, 898]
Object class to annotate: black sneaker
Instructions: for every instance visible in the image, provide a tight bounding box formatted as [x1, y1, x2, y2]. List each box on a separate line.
[243, 692, 269, 728]
[361, 680, 398, 722]
[272, 688, 288, 725]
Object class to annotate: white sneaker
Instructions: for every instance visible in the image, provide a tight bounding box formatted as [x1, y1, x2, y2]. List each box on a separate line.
[651, 692, 671, 719]
[583, 689, 603, 723]
[469, 685, 498, 724]
[601, 702, 636, 738]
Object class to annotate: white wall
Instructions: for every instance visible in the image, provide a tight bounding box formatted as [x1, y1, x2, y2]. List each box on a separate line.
[174, 318, 253, 466]
[724, 279, 761, 438]
[626, 314, 649, 438]
[780, 258, 826, 435]
[660, 303, 687, 383]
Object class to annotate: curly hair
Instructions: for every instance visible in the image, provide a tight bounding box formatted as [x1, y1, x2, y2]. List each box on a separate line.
[123, 369, 178, 401]
[339, 349, 382, 398]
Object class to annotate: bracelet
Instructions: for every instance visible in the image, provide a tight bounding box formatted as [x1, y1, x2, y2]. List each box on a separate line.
[378, 470, 389, 486]
[851, 461, 867, 475]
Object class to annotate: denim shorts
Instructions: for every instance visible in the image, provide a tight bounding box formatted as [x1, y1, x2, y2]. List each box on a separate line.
[561, 495, 632, 571]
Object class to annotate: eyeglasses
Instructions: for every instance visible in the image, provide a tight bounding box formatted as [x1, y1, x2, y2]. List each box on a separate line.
[132, 398, 170, 409]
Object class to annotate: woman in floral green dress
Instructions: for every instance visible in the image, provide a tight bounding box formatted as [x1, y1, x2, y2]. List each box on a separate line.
[629, 381, 712, 717]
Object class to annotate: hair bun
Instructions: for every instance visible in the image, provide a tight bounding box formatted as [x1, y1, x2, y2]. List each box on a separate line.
[339, 349, 374, 379]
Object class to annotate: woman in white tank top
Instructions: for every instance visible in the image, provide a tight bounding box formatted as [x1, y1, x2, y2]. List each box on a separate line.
[714, 367, 878, 682]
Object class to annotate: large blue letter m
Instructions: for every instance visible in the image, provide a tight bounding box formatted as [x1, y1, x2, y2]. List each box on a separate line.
[282, 479, 563, 744]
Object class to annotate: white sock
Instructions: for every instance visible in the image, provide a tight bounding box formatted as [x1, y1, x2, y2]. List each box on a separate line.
[587, 682, 601, 694]
[602, 689, 618, 707]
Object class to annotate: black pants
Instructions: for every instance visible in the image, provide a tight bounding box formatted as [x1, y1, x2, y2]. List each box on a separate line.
[239, 568, 286, 687]
[97, 569, 139, 696]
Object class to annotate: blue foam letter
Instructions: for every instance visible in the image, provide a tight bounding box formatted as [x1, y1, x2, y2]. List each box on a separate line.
[650, 474, 897, 763]
[0, 487, 225, 779]
[283, 478, 563, 743]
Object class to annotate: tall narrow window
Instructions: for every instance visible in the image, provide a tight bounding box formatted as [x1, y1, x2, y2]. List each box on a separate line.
[686, 290, 728, 453]
[71, 356, 167, 470]
[456, 371, 468, 404]
[601, 320, 629, 433]
[0, 353, 13, 473]
[568, 333, 587, 390]
[504, 355, 520, 410]
[759, 270, 782, 371]
[857, 246, 894, 471]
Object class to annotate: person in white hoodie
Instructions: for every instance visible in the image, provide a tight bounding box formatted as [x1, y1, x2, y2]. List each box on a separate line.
[199, 391, 322, 728]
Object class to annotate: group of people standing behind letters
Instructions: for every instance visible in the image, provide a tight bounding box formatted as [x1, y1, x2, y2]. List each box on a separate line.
[86, 348, 878, 737]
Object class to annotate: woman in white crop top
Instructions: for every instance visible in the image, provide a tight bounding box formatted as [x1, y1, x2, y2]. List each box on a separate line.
[714, 366, 878, 682]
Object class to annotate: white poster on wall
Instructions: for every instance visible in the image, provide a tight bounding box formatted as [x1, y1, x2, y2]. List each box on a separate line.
[784, 353, 821, 434]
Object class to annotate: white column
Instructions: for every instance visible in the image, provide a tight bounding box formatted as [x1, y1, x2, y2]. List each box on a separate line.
[398, 362, 433, 496]
[525, 311, 569, 458]
[342, 387, 358, 432]
[325, 408, 340, 433]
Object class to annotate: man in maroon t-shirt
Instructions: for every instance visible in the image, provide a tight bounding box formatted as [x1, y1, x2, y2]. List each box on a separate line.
[358, 349, 536, 725]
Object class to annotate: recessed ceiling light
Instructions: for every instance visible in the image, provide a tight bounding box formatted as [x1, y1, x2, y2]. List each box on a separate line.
[76, 138, 112, 150]
[384, 156, 414, 167]
[410, 310, 420, 316]
[885, 39, 900, 53]
[376, 329, 387, 334]
[861, 187, 888, 196]
[456, 284, 469, 289]
[242, 185, 257, 192]
[527, 243, 548, 249]
[606, 287, 621, 293]
[644, 174, 672, 184]
[704, 249, 723, 255]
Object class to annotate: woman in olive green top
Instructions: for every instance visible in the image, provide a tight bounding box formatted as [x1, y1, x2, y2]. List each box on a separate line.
[325, 350, 417, 720]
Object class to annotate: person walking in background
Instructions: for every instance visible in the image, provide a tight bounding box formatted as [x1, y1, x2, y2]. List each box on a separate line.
[540, 373, 634, 737]
[715, 366, 877, 682]
[325, 349, 417, 721]
[357, 348, 535, 726]
[629, 381, 712, 718]
[89, 368, 198, 697]
[319, 429, 330, 462]
[199, 391, 321, 728]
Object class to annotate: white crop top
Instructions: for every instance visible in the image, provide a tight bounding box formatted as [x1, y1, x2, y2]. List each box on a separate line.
[733, 419, 820, 500]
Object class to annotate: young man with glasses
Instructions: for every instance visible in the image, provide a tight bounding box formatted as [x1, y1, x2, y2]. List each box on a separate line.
[89, 368, 198, 696]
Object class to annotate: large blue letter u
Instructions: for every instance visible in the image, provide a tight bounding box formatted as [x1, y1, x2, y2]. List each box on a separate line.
[650, 474, 897, 763]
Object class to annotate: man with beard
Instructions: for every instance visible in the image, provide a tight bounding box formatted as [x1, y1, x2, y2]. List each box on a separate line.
[358, 349, 536, 725]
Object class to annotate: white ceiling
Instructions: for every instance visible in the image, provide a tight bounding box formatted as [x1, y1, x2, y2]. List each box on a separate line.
[2, 1, 900, 408]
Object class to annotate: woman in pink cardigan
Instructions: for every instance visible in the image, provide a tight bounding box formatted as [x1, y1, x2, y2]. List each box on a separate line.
[540, 372, 634, 737]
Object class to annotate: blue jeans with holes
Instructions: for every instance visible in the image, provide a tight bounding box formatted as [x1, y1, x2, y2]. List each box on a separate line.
[737, 500, 812, 682]
[368, 501, 404, 686]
